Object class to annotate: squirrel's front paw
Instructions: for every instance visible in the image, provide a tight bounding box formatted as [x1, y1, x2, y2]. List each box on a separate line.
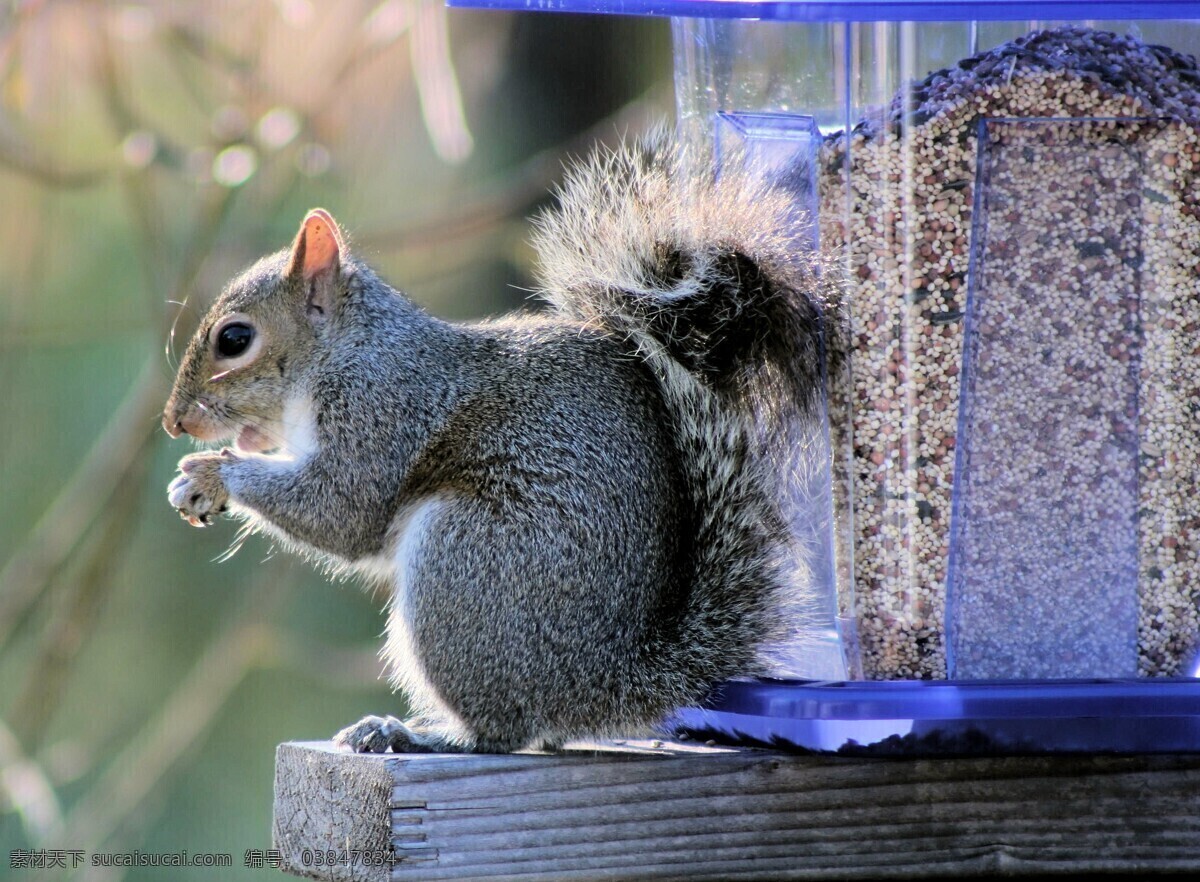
[168, 450, 235, 527]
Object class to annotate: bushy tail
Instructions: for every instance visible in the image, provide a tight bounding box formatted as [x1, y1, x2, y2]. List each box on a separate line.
[532, 136, 839, 705]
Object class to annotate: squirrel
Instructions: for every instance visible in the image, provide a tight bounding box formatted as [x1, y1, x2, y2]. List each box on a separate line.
[163, 137, 836, 753]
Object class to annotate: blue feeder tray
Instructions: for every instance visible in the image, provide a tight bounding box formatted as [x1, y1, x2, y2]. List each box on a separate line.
[448, 0, 1200, 22]
[673, 678, 1200, 755]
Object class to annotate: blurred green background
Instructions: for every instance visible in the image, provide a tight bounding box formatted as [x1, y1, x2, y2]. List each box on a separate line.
[0, 2, 669, 878]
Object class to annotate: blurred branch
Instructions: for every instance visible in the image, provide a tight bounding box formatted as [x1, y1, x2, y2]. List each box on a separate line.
[100, 15, 252, 326]
[357, 82, 669, 252]
[0, 7, 247, 764]
[0, 61, 239, 655]
[269, 630, 391, 691]
[327, 0, 415, 104]
[0, 356, 166, 654]
[0, 717, 63, 844]
[93, 6, 169, 297]
[6, 432, 157, 748]
[94, 5, 242, 315]
[167, 182, 237, 321]
[161, 22, 272, 118]
[121, 168, 170, 299]
[374, 220, 531, 300]
[410, 1, 472, 164]
[90, 6, 181, 145]
[361, 0, 415, 50]
[0, 320, 159, 350]
[0, 0, 48, 81]
[0, 140, 110, 188]
[48, 569, 287, 853]
[164, 0, 406, 130]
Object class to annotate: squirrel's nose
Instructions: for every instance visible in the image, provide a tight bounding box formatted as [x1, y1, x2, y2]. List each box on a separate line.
[163, 408, 188, 438]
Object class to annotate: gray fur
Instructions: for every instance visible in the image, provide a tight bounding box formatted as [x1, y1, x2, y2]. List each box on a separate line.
[163, 138, 834, 753]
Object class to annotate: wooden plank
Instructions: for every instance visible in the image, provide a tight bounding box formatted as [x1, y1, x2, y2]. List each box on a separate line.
[272, 740, 1200, 881]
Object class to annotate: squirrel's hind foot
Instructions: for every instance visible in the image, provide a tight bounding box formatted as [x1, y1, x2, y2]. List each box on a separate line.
[333, 714, 478, 754]
[333, 714, 536, 754]
[334, 715, 428, 753]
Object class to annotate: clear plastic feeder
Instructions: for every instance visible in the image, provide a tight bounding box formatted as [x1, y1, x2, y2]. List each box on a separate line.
[448, 0, 1200, 752]
[947, 117, 1170, 679]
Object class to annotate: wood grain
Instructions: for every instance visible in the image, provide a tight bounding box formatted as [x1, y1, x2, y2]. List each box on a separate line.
[273, 740, 1200, 880]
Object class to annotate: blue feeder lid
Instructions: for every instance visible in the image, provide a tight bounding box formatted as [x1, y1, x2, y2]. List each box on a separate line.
[672, 678, 1200, 755]
[447, 0, 1200, 22]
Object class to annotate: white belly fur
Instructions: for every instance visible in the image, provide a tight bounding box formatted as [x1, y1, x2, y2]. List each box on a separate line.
[378, 496, 467, 737]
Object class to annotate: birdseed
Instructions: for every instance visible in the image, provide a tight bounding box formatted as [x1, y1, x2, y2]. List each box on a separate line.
[818, 26, 1200, 679]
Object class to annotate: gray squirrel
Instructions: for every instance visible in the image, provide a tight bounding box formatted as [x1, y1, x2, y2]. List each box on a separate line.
[163, 138, 835, 753]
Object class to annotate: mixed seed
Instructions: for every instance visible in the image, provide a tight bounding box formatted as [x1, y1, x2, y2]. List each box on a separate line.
[818, 26, 1200, 679]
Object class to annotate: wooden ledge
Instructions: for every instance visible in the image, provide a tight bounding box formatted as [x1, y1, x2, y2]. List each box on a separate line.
[273, 740, 1200, 880]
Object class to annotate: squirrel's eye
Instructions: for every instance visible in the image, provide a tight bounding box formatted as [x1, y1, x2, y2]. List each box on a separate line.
[216, 323, 255, 359]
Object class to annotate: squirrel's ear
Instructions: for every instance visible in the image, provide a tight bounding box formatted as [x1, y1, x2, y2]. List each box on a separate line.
[286, 209, 346, 323]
